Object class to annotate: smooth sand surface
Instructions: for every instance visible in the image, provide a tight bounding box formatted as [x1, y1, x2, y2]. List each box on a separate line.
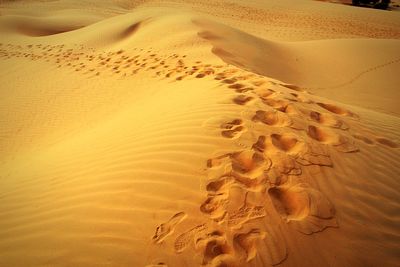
[0, 1, 399, 266]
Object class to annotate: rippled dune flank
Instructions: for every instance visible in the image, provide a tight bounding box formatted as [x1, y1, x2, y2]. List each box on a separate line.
[0, 0, 399, 267]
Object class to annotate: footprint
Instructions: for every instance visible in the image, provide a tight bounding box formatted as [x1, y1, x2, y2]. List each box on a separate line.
[220, 119, 246, 139]
[228, 83, 245, 90]
[214, 72, 228, 80]
[252, 135, 266, 153]
[333, 135, 359, 153]
[317, 102, 352, 116]
[309, 111, 348, 130]
[174, 224, 206, 253]
[280, 83, 305, 92]
[232, 74, 254, 81]
[295, 142, 332, 167]
[268, 185, 310, 221]
[376, 137, 398, 148]
[230, 150, 270, 177]
[174, 232, 192, 253]
[176, 75, 186, 80]
[200, 194, 229, 221]
[308, 125, 358, 153]
[221, 119, 242, 130]
[233, 95, 253, 105]
[234, 173, 268, 191]
[165, 71, 175, 78]
[145, 262, 168, 267]
[221, 78, 237, 84]
[262, 98, 291, 113]
[228, 193, 266, 228]
[234, 87, 253, 93]
[252, 110, 291, 127]
[207, 172, 267, 195]
[206, 176, 235, 193]
[270, 152, 302, 176]
[352, 134, 374, 145]
[268, 184, 337, 234]
[271, 134, 300, 153]
[307, 125, 338, 143]
[194, 230, 236, 266]
[201, 68, 215, 76]
[265, 166, 290, 186]
[251, 80, 267, 87]
[221, 126, 245, 139]
[206, 153, 230, 168]
[199, 232, 228, 263]
[253, 87, 276, 99]
[152, 212, 187, 244]
[233, 229, 266, 262]
[288, 93, 312, 103]
[228, 205, 266, 229]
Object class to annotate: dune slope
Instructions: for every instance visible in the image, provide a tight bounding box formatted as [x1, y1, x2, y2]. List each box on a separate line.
[0, 1, 399, 267]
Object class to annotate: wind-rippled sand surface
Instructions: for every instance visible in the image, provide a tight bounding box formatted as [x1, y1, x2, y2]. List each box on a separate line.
[0, 0, 399, 266]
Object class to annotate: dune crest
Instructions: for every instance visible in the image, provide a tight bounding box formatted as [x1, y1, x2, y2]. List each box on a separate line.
[1, 1, 400, 267]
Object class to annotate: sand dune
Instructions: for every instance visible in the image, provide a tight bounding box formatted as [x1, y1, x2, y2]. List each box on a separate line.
[195, 18, 400, 115]
[0, 0, 399, 267]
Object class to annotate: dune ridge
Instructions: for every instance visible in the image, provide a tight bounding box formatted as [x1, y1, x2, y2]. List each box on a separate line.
[1, 1, 400, 267]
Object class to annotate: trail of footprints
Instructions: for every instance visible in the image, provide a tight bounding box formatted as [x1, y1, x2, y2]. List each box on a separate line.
[152, 212, 187, 244]
[0, 43, 225, 80]
[146, 62, 398, 266]
[1, 42, 398, 266]
[149, 80, 355, 265]
[220, 119, 246, 139]
[0, 42, 398, 152]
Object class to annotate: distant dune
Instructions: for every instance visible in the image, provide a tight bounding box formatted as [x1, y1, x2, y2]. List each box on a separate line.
[0, 1, 399, 267]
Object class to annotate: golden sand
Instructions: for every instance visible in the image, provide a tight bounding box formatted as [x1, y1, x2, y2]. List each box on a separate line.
[0, 0, 399, 266]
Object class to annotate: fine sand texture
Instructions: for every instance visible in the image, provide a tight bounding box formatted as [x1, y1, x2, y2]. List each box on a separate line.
[0, 1, 400, 267]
